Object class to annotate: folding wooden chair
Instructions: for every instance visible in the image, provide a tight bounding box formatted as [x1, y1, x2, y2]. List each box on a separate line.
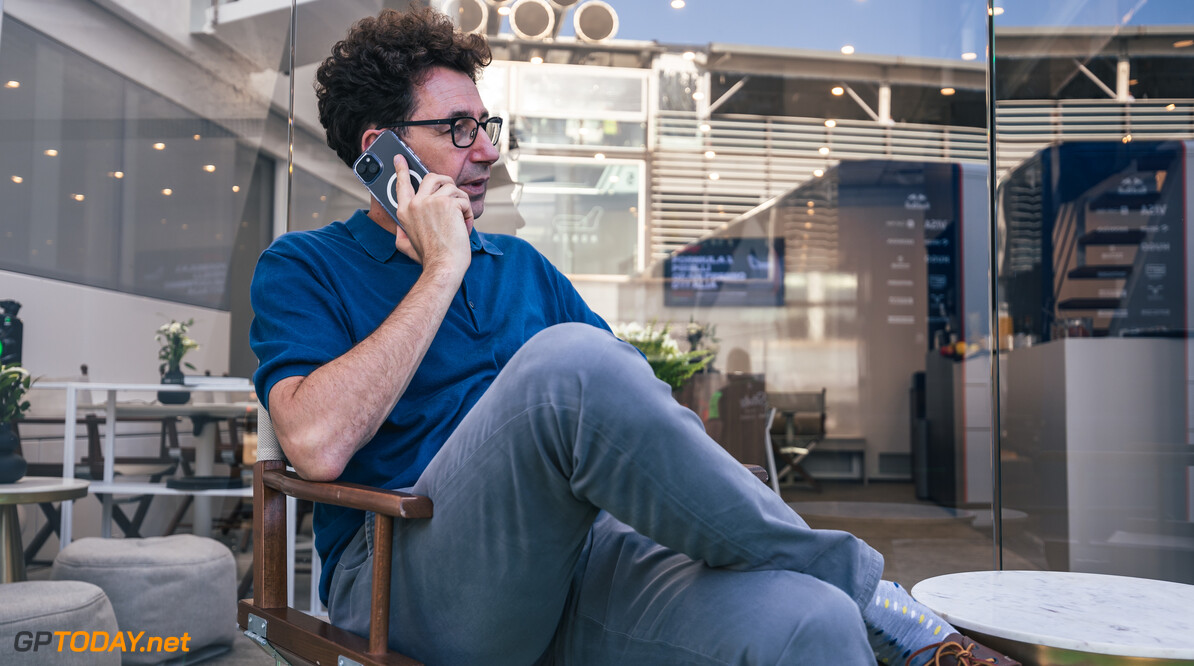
[765, 389, 827, 492]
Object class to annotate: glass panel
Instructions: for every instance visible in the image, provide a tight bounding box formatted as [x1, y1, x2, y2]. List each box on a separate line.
[994, 2, 1194, 584]
[510, 115, 646, 149]
[516, 157, 643, 275]
[487, 0, 997, 596]
[0, 16, 277, 311]
[290, 165, 368, 234]
[513, 65, 647, 117]
[0, 3, 287, 382]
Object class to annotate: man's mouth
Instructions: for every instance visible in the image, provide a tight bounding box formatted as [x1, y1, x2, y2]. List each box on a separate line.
[459, 177, 488, 198]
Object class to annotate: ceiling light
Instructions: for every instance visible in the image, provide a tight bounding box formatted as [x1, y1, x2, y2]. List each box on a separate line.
[71, 194, 85, 202]
[4, 81, 19, 89]
[11, 176, 23, 184]
[831, 86, 845, 96]
[840, 45, 854, 55]
[1173, 39, 1194, 48]
[320, 195, 327, 201]
[807, 201, 815, 207]
[990, 6, 1004, 15]
[193, 134, 201, 141]
[203, 164, 216, 173]
[497, 5, 511, 15]
[1122, 134, 1132, 143]
[232, 185, 240, 193]
[818, 146, 830, 155]
[529, 48, 544, 64]
[940, 87, 956, 96]
[961, 52, 977, 61]
[704, 150, 716, 159]
[44, 149, 58, 157]
[682, 51, 696, 61]
[824, 119, 837, 128]
[153, 142, 166, 150]
[594, 152, 606, 160]
[708, 172, 720, 180]
[161, 188, 173, 196]
[1166, 103, 1177, 110]
[114, 171, 124, 179]
[671, 0, 686, 8]
[699, 123, 711, 132]
[813, 169, 825, 177]
[692, 91, 705, 101]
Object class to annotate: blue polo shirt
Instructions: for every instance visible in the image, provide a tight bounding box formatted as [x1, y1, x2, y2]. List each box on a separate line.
[250, 209, 609, 600]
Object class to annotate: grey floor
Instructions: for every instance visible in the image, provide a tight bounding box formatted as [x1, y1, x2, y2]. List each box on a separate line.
[26, 480, 1044, 665]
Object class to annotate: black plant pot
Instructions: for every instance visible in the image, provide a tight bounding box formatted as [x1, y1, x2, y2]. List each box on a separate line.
[0, 422, 27, 484]
[158, 367, 191, 405]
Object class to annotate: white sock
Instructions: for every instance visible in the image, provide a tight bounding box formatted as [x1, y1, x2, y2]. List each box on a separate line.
[862, 580, 956, 665]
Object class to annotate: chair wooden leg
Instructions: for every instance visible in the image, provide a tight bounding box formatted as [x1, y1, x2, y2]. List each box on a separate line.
[254, 460, 287, 609]
[369, 513, 393, 655]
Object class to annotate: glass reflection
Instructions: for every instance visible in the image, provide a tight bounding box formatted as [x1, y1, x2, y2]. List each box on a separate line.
[995, 0, 1194, 584]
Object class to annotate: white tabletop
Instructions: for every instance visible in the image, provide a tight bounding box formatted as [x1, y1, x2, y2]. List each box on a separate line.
[0, 476, 90, 504]
[912, 570, 1194, 659]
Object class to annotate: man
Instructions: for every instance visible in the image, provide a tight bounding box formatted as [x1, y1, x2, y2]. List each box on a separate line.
[250, 8, 1019, 666]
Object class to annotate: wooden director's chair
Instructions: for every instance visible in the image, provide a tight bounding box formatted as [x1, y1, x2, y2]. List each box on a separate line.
[238, 408, 771, 665]
[237, 408, 431, 665]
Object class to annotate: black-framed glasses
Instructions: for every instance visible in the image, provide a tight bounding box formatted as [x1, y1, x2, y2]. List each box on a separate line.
[384, 116, 503, 149]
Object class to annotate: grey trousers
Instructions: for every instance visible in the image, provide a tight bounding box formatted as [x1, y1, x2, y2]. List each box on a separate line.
[327, 323, 883, 665]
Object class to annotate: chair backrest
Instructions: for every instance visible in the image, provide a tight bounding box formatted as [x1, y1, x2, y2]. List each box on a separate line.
[767, 388, 827, 437]
[255, 406, 284, 463]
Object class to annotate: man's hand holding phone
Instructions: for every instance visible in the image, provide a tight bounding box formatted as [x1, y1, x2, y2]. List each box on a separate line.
[354, 129, 472, 274]
[389, 153, 473, 275]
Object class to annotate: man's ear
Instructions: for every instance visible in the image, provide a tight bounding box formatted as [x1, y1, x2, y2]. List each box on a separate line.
[359, 127, 383, 154]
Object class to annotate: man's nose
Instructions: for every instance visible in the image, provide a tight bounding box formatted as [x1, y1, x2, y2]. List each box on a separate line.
[472, 130, 501, 162]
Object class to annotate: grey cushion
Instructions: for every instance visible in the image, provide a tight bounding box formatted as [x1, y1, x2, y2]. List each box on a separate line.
[0, 580, 120, 665]
[52, 535, 236, 666]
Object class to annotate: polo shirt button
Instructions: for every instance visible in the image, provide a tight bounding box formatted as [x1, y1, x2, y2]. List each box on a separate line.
[467, 300, 476, 309]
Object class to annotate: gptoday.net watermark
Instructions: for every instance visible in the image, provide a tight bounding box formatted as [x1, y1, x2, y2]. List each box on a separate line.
[13, 630, 191, 655]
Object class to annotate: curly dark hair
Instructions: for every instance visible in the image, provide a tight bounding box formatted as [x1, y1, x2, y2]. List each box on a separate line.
[316, 7, 492, 167]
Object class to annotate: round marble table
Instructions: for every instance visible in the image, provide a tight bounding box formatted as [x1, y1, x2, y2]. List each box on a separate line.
[912, 570, 1194, 664]
[0, 476, 90, 582]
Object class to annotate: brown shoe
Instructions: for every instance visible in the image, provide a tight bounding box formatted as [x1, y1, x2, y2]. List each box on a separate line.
[904, 633, 1022, 666]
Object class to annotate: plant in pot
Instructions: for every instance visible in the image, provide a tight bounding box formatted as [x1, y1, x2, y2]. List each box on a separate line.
[612, 321, 714, 391]
[156, 318, 199, 405]
[0, 363, 33, 483]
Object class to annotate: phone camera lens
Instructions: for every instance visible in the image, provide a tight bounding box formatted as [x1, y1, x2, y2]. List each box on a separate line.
[356, 155, 381, 182]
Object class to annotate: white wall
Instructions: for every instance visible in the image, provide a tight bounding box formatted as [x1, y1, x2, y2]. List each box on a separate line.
[2, 269, 231, 381]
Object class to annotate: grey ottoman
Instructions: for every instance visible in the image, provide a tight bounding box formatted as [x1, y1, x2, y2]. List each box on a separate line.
[0, 580, 120, 665]
[52, 535, 236, 665]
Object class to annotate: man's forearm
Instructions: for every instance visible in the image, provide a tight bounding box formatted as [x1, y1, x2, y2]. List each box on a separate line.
[268, 266, 461, 480]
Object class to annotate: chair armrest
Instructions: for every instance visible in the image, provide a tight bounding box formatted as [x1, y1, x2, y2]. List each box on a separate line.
[744, 463, 769, 484]
[261, 469, 432, 519]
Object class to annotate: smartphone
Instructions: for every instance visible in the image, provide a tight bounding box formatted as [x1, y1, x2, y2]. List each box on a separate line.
[352, 129, 430, 230]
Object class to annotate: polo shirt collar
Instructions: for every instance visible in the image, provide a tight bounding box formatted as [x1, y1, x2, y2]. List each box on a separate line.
[346, 209, 502, 263]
